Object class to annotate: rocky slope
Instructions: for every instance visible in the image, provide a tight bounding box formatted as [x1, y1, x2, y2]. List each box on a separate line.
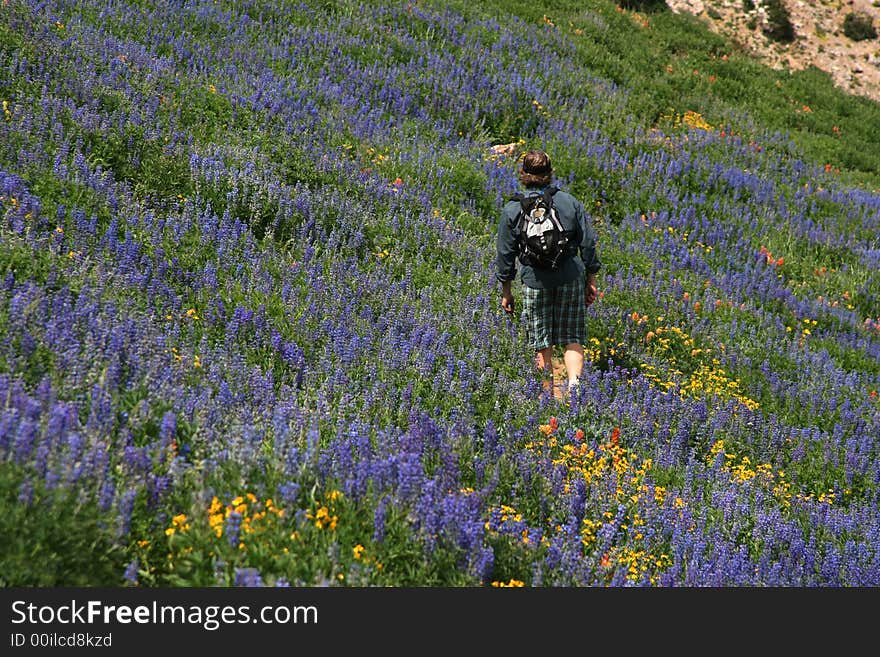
[665, 0, 880, 105]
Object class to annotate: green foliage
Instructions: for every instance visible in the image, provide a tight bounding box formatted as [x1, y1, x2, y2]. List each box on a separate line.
[173, 83, 236, 139]
[0, 229, 56, 287]
[0, 464, 127, 586]
[0, 19, 25, 58]
[79, 122, 194, 205]
[0, 0, 39, 65]
[809, 338, 880, 376]
[432, 153, 495, 222]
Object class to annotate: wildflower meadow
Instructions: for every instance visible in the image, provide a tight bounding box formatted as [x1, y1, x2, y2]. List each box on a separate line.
[1, 0, 878, 588]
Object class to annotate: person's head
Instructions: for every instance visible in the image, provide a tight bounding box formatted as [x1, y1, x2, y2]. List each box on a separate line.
[518, 149, 553, 188]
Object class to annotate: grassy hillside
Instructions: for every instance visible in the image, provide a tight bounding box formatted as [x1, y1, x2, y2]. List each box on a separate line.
[447, 0, 880, 184]
[1, 0, 878, 586]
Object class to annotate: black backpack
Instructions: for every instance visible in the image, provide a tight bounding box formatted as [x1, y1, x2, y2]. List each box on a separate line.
[512, 187, 572, 269]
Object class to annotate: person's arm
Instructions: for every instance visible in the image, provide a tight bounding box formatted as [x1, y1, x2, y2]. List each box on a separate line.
[576, 200, 600, 306]
[500, 279, 514, 314]
[585, 270, 597, 307]
[496, 204, 518, 314]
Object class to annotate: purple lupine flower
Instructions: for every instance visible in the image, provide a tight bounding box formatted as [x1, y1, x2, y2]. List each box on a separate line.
[469, 546, 494, 584]
[159, 411, 176, 446]
[123, 560, 139, 585]
[278, 481, 300, 507]
[33, 439, 50, 479]
[373, 496, 388, 544]
[17, 479, 33, 505]
[13, 419, 38, 465]
[117, 489, 138, 537]
[98, 480, 115, 512]
[146, 474, 171, 508]
[234, 568, 263, 587]
[225, 511, 243, 548]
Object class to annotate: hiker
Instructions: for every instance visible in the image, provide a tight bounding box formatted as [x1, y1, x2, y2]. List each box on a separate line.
[495, 149, 600, 392]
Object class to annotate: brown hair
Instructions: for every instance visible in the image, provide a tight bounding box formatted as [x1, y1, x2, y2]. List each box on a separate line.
[518, 149, 553, 188]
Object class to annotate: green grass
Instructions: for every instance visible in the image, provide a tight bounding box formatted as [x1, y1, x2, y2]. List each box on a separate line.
[448, 0, 880, 186]
[0, 464, 129, 586]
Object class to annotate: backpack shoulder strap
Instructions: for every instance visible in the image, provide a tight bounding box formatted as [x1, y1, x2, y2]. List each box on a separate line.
[510, 192, 534, 219]
[543, 187, 565, 231]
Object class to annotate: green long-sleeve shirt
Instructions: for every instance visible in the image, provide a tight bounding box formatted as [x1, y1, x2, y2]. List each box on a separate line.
[495, 186, 600, 289]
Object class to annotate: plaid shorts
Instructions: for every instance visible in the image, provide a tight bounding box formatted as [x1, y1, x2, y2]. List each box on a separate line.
[521, 277, 586, 351]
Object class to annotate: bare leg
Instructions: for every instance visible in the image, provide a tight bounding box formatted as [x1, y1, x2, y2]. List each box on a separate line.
[563, 342, 584, 386]
[534, 347, 553, 377]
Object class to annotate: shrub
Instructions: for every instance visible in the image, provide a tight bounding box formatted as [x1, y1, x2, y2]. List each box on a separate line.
[761, 0, 795, 44]
[843, 12, 878, 41]
[615, 0, 668, 12]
